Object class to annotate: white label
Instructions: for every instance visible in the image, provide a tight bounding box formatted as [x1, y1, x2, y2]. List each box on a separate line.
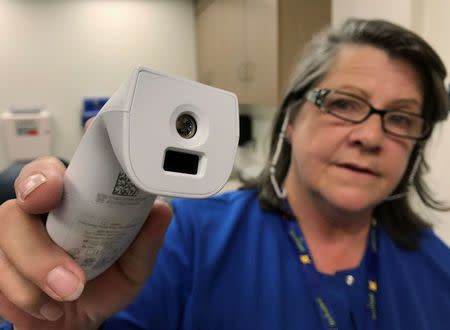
[68, 215, 145, 271]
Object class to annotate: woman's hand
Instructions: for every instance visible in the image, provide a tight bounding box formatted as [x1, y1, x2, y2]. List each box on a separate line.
[0, 157, 172, 330]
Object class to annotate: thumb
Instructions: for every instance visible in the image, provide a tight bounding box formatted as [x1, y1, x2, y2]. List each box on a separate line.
[117, 200, 173, 284]
[14, 157, 67, 215]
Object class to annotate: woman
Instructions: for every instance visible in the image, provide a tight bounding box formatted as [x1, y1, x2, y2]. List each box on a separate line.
[0, 18, 449, 329]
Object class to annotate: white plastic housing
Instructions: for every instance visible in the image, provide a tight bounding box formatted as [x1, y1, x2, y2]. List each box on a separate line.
[46, 67, 239, 280]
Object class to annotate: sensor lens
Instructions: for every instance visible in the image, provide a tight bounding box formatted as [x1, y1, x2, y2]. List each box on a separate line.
[176, 113, 197, 139]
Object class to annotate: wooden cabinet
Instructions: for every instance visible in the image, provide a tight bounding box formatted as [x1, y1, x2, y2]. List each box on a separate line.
[195, 0, 331, 106]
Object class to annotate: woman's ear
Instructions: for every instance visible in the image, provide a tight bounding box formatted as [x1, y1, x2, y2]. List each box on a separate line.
[285, 123, 293, 144]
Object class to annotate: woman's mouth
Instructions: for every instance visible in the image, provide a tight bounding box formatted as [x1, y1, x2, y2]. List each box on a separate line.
[337, 163, 378, 176]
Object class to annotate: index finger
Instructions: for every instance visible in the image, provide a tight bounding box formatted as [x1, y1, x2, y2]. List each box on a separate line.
[14, 157, 67, 215]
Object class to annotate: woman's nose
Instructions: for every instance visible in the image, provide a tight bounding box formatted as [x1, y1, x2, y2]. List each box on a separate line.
[348, 114, 384, 150]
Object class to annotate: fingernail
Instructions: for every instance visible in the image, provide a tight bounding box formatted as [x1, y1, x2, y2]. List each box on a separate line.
[46, 266, 84, 301]
[40, 302, 63, 321]
[18, 173, 48, 201]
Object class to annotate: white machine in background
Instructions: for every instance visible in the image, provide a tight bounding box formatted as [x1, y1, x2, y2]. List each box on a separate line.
[0, 106, 52, 162]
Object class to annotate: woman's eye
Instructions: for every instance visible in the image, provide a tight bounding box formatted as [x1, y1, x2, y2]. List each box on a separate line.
[327, 98, 359, 112]
[333, 100, 351, 109]
[387, 114, 411, 127]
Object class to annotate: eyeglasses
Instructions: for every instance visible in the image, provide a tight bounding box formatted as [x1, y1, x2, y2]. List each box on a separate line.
[305, 88, 430, 140]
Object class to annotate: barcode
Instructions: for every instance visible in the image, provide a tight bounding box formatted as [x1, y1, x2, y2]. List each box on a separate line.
[112, 171, 138, 197]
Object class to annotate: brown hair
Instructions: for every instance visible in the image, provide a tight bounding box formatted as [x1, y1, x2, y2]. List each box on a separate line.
[242, 18, 449, 249]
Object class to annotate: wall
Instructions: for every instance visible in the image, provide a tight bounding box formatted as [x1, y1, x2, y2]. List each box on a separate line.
[0, 0, 197, 170]
[331, 0, 450, 244]
[416, 0, 450, 245]
[332, 0, 414, 28]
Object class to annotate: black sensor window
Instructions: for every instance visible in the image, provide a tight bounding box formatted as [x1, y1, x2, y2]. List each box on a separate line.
[163, 150, 199, 175]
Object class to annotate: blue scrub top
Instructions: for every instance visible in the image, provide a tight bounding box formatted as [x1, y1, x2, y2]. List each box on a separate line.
[103, 189, 450, 329]
[2, 189, 449, 329]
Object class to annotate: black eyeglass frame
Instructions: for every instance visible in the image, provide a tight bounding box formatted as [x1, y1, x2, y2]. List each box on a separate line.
[305, 88, 431, 140]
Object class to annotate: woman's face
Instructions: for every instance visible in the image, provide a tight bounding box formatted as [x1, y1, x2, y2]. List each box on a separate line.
[284, 45, 422, 216]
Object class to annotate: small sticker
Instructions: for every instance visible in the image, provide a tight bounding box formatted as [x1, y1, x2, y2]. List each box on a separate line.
[15, 120, 39, 136]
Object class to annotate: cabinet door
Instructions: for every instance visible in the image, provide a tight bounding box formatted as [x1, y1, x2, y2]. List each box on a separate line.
[196, 0, 247, 100]
[196, 0, 331, 105]
[278, 0, 331, 99]
[245, 0, 278, 106]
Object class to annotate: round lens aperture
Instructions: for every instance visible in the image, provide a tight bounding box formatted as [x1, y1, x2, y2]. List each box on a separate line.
[176, 113, 197, 139]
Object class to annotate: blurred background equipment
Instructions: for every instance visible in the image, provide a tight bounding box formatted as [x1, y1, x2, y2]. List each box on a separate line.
[82, 97, 109, 127]
[238, 114, 252, 146]
[0, 106, 52, 163]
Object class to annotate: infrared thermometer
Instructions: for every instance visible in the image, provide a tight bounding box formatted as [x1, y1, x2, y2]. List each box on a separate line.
[46, 67, 239, 280]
